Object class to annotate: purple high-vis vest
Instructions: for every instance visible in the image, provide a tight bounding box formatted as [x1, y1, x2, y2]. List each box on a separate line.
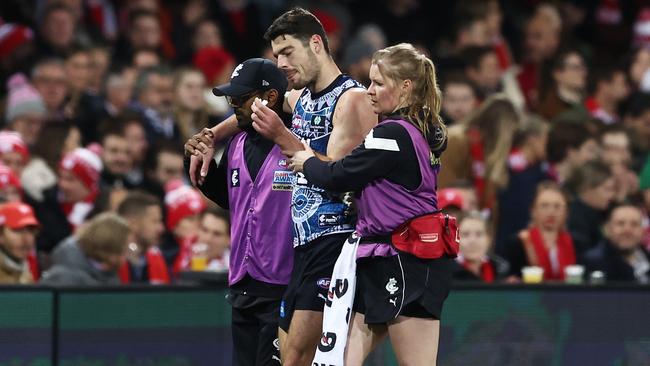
[226, 132, 294, 286]
[356, 119, 440, 258]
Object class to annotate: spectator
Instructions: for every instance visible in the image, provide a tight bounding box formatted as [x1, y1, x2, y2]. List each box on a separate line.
[132, 48, 161, 70]
[29, 147, 102, 253]
[546, 120, 600, 183]
[440, 74, 478, 125]
[4, 74, 46, 147]
[121, 114, 150, 187]
[36, 2, 77, 58]
[0, 131, 30, 177]
[22, 123, 80, 202]
[104, 72, 134, 118]
[622, 93, 650, 169]
[121, 9, 164, 64]
[0, 23, 36, 88]
[628, 47, 650, 91]
[582, 203, 650, 283]
[132, 66, 179, 143]
[88, 44, 112, 94]
[98, 122, 133, 190]
[518, 4, 562, 109]
[173, 68, 209, 143]
[567, 160, 617, 256]
[145, 140, 185, 194]
[30, 58, 68, 122]
[537, 49, 589, 121]
[496, 115, 552, 251]
[599, 125, 639, 202]
[194, 207, 230, 272]
[0, 165, 23, 203]
[160, 180, 207, 276]
[341, 37, 375, 87]
[439, 94, 519, 211]
[585, 66, 630, 124]
[438, 188, 466, 219]
[40, 212, 130, 286]
[191, 19, 223, 54]
[502, 181, 576, 281]
[461, 46, 503, 98]
[452, 211, 509, 282]
[0, 202, 40, 284]
[117, 191, 168, 284]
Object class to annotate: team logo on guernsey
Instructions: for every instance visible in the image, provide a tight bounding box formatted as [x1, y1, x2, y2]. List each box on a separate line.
[318, 332, 337, 352]
[230, 169, 240, 187]
[272, 170, 293, 191]
[386, 278, 399, 295]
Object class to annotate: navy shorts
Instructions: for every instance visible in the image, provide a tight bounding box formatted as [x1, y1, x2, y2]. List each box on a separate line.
[278, 233, 347, 331]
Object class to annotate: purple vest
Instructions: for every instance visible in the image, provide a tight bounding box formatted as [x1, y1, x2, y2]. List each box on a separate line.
[356, 119, 440, 258]
[226, 132, 294, 285]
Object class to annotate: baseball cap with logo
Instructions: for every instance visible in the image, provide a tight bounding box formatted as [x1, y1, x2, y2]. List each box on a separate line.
[0, 202, 39, 229]
[212, 58, 288, 97]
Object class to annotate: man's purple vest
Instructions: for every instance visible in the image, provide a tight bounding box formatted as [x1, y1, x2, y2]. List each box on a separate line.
[356, 119, 440, 258]
[226, 132, 294, 285]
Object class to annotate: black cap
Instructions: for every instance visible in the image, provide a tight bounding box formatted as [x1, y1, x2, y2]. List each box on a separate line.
[212, 58, 288, 97]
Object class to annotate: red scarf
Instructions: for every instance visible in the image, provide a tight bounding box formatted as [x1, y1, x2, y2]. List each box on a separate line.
[119, 247, 170, 284]
[27, 250, 39, 281]
[468, 128, 495, 209]
[523, 227, 576, 280]
[459, 257, 496, 283]
[172, 236, 196, 276]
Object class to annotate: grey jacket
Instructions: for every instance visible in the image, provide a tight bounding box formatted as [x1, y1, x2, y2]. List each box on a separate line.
[40, 236, 121, 286]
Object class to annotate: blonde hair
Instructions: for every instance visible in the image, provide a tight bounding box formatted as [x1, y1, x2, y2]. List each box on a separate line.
[461, 94, 520, 188]
[77, 212, 130, 264]
[372, 43, 446, 149]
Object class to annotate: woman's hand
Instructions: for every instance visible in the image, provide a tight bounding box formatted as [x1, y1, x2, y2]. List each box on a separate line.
[289, 140, 315, 173]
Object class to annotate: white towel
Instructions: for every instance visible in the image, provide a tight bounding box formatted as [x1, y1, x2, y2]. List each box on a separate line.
[312, 232, 360, 366]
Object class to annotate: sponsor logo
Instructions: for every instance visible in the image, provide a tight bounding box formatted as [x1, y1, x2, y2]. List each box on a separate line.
[230, 169, 240, 187]
[389, 297, 398, 307]
[273, 338, 280, 350]
[419, 233, 439, 242]
[278, 158, 289, 168]
[231, 63, 243, 78]
[386, 278, 398, 295]
[318, 214, 340, 227]
[317, 332, 337, 352]
[262, 79, 270, 87]
[273, 170, 293, 191]
[279, 301, 285, 318]
[317, 278, 331, 289]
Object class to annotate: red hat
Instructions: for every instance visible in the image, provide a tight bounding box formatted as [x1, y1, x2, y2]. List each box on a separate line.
[634, 8, 650, 49]
[59, 148, 103, 193]
[438, 188, 465, 210]
[0, 23, 34, 59]
[193, 46, 235, 84]
[164, 180, 207, 231]
[0, 202, 39, 229]
[0, 164, 22, 192]
[0, 131, 29, 161]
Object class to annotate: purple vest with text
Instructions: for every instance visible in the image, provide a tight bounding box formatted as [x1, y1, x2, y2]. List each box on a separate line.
[226, 132, 294, 285]
[356, 119, 440, 258]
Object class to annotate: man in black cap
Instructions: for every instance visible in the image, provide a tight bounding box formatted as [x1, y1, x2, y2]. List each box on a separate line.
[185, 58, 294, 366]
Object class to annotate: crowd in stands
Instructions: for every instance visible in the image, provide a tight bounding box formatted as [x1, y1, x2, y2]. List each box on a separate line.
[0, 0, 649, 286]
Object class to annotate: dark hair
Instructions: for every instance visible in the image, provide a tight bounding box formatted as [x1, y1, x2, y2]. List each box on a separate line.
[264, 8, 330, 54]
[606, 202, 644, 222]
[117, 191, 160, 218]
[440, 72, 477, 95]
[567, 160, 612, 194]
[31, 122, 78, 171]
[134, 65, 171, 97]
[128, 9, 159, 27]
[42, 2, 75, 22]
[588, 65, 626, 95]
[512, 114, 548, 148]
[539, 48, 585, 98]
[531, 180, 570, 209]
[145, 140, 184, 172]
[546, 120, 593, 163]
[624, 92, 650, 118]
[98, 117, 127, 144]
[461, 46, 496, 70]
[202, 206, 230, 228]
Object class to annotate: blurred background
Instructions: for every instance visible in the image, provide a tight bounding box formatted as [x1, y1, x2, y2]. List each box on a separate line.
[1, 0, 650, 365]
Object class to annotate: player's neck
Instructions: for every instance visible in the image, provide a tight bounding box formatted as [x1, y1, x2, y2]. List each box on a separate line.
[311, 57, 341, 94]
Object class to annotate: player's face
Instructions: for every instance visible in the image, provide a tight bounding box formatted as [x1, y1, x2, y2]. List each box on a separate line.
[367, 64, 401, 115]
[272, 35, 318, 89]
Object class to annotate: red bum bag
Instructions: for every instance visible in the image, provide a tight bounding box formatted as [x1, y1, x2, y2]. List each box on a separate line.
[362, 212, 460, 259]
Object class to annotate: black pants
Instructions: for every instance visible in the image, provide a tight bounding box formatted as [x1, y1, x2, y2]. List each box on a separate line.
[231, 294, 282, 366]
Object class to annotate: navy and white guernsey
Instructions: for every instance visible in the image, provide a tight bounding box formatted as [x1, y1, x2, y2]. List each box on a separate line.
[290, 74, 364, 247]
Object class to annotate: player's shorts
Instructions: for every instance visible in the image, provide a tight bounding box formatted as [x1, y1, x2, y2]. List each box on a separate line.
[353, 250, 453, 324]
[278, 233, 347, 331]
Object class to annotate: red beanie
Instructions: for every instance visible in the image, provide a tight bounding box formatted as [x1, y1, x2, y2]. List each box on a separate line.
[0, 23, 34, 59]
[0, 131, 29, 161]
[438, 188, 465, 210]
[59, 148, 103, 194]
[193, 46, 235, 83]
[164, 180, 207, 231]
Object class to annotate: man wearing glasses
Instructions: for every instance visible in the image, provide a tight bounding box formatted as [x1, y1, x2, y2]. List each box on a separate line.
[187, 58, 294, 366]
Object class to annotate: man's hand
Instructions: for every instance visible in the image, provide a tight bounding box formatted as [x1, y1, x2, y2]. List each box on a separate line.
[251, 98, 287, 142]
[185, 128, 215, 186]
[289, 140, 315, 173]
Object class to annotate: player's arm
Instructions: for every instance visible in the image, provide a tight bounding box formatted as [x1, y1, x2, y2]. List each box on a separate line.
[325, 88, 377, 160]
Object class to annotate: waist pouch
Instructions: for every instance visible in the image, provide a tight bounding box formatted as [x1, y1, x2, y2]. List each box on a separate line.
[361, 212, 460, 259]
